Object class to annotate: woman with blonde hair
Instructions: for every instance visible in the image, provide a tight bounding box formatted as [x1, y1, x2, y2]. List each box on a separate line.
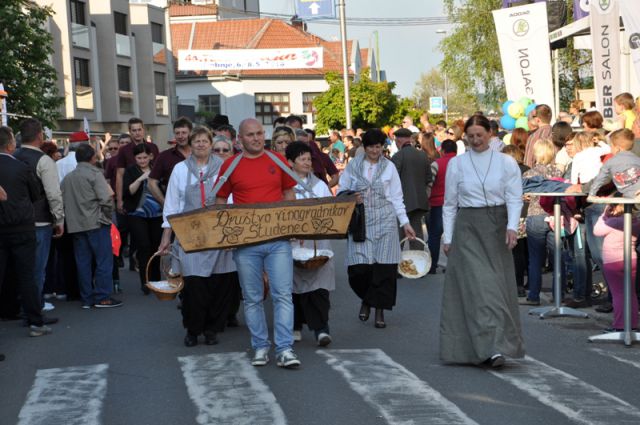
[271, 126, 295, 155]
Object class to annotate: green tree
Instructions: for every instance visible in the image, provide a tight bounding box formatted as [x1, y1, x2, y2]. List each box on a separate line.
[0, 0, 62, 131]
[412, 68, 479, 120]
[314, 69, 399, 133]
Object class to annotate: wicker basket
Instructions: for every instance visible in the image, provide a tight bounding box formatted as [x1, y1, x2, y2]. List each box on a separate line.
[398, 237, 431, 279]
[145, 251, 184, 301]
[293, 241, 332, 270]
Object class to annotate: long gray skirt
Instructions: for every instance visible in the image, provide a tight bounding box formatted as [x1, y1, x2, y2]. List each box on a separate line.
[439, 206, 525, 364]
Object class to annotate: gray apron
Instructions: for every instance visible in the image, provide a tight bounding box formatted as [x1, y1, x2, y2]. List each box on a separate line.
[345, 155, 401, 266]
[172, 155, 223, 277]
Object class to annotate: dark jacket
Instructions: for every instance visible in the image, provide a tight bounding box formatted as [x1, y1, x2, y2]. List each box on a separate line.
[13, 146, 52, 223]
[122, 165, 145, 213]
[0, 154, 39, 232]
[391, 144, 431, 212]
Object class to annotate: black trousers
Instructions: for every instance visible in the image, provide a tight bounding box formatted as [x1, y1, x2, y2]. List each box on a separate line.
[128, 216, 163, 287]
[512, 237, 528, 288]
[293, 289, 330, 332]
[0, 230, 44, 326]
[182, 273, 234, 335]
[348, 263, 397, 310]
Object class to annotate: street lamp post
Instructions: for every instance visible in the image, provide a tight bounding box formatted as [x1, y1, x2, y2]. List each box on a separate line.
[436, 29, 448, 123]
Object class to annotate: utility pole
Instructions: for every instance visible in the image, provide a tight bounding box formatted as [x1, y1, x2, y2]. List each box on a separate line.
[338, 0, 352, 129]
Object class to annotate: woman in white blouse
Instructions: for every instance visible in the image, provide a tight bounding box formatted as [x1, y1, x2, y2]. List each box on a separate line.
[440, 115, 525, 368]
[338, 129, 415, 329]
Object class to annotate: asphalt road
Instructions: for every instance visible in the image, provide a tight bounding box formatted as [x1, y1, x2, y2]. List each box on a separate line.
[1, 240, 640, 425]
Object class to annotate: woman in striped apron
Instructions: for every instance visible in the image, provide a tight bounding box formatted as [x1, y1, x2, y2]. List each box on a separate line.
[338, 129, 415, 328]
[158, 127, 234, 347]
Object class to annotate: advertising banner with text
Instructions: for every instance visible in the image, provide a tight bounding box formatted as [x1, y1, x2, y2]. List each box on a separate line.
[620, 0, 640, 86]
[590, 0, 620, 119]
[178, 48, 323, 71]
[493, 2, 554, 112]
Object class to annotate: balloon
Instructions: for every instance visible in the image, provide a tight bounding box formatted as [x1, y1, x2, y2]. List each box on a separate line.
[502, 100, 514, 115]
[508, 102, 525, 119]
[500, 115, 516, 131]
[503, 133, 512, 145]
[515, 116, 529, 131]
[525, 103, 537, 117]
[518, 97, 532, 108]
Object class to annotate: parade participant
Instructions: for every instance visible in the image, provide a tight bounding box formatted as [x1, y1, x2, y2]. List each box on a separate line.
[158, 127, 232, 347]
[427, 140, 457, 274]
[61, 144, 122, 309]
[419, 131, 440, 162]
[339, 129, 416, 329]
[441, 114, 524, 368]
[271, 126, 295, 155]
[589, 129, 640, 199]
[285, 141, 335, 346]
[215, 118, 300, 369]
[524, 104, 553, 168]
[57, 131, 89, 181]
[0, 126, 55, 337]
[123, 143, 163, 295]
[148, 117, 193, 206]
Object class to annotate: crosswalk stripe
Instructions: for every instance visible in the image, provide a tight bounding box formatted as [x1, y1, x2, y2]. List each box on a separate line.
[178, 352, 287, 425]
[317, 348, 479, 425]
[592, 348, 640, 370]
[17, 364, 108, 425]
[490, 355, 640, 425]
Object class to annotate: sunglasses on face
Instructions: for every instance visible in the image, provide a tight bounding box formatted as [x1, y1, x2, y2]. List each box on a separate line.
[213, 148, 230, 153]
[107, 147, 118, 151]
[446, 130, 455, 135]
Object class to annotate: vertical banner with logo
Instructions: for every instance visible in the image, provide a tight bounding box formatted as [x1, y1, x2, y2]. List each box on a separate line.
[590, 0, 621, 119]
[493, 2, 555, 111]
[574, 0, 591, 20]
[620, 0, 640, 84]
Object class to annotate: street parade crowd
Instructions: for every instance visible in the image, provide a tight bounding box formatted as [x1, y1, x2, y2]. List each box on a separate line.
[1, 92, 640, 369]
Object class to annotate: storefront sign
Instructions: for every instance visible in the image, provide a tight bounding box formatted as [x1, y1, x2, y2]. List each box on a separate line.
[178, 48, 323, 71]
[620, 0, 640, 85]
[168, 196, 356, 252]
[590, 0, 621, 119]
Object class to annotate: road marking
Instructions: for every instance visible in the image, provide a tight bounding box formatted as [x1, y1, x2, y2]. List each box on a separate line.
[17, 364, 108, 425]
[178, 352, 287, 425]
[490, 355, 640, 425]
[317, 348, 479, 425]
[592, 348, 640, 370]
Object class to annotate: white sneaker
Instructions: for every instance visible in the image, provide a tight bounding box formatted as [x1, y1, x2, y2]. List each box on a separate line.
[293, 330, 302, 342]
[316, 332, 332, 347]
[29, 325, 52, 337]
[251, 348, 270, 367]
[42, 302, 55, 312]
[276, 349, 301, 369]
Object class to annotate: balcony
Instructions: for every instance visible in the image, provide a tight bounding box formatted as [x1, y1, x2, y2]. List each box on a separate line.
[75, 85, 94, 111]
[71, 23, 90, 49]
[119, 91, 134, 115]
[115, 34, 131, 57]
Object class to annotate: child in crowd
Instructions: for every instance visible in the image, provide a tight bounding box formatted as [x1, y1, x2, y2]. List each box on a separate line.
[588, 129, 640, 199]
[593, 204, 640, 331]
[285, 141, 335, 347]
[614, 92, 637, 130]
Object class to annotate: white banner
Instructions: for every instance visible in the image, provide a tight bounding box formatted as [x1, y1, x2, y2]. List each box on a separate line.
[620, 0, 640, 87]
[590, 0, 621, 119]
[178, 48, 323, 71]
[492, 3, 554, 112]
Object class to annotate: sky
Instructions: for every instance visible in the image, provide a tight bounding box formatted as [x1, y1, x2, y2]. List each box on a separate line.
[259, 0, 453, 98]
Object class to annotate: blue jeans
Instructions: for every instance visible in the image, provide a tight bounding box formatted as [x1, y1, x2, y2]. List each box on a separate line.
[526, 215, 564, 301]
[35, 225, 53, 303]
[72, 226, 113, 305]
[233, 240, 294, 354]
[427, 206, 443, 272]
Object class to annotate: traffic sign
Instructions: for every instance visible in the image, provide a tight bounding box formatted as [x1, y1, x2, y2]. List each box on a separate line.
[429, 97, 444, 114]
[295, 0, 335, 19]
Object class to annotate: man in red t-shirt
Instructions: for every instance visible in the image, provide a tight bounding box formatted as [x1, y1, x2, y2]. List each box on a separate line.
[215, 118, 300, 369]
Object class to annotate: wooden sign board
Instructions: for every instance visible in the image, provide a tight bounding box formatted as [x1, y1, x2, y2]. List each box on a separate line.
[168, 195, 357, 252]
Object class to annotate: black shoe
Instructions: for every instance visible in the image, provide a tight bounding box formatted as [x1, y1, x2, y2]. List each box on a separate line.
[204, 331, 218, 345]
[517, 288, 527, 298]
[595, 303, 613, 313]
[519, 298, 540, 306]
[226, 316, 239, 328]
[117, 256, 124, 268]
[358, 303, 370, 321]
[184, 333, 198, 347]
[487, 354, 505, 368]
[563, 298, 590, 308]
[428, 269, 437, 275]
[42, 316, 59, 325]
[141, 285, 150, 295]
[374, 309, 386, 328]
[0, 353, 4, 361]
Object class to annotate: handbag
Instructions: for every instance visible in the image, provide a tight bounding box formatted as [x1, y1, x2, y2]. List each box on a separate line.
[338, 190, 366, 242]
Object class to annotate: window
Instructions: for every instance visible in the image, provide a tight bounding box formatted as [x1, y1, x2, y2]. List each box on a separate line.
[74, 58, 93, 110]
[70, 0, 86, 25]
[197, 95, 221, 122]
[114, 12, 127, 35]
[303, 92, 321, 122]
[255, 93, 290, 126]
[151, 23, 163, 44]
[154, 72, 167, 116]
[154, 72, 166, 96]
[117, 65, 133, 114]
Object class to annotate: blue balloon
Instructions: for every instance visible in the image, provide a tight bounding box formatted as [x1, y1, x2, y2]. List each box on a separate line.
[500, 114, 516, 131]
[502, 100, 514, 115]
[525, 103, 537, 117]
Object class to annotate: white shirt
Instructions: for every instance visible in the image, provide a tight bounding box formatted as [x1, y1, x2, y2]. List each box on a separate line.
[456, 139, 466, 156]
[554, 147, 571, 174]
[339, 157, 409, 226]
[57, 152, 77, 183]
[570, 143, 610, 184]
[443, 149, 523, 244]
